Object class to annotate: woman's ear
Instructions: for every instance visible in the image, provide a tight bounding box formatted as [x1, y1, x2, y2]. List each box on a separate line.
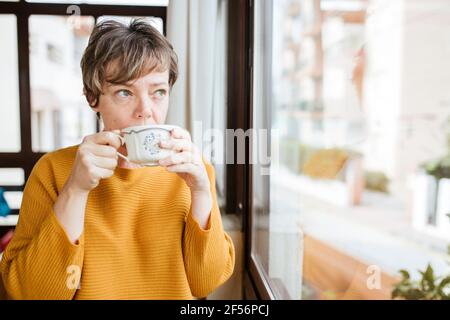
[84, 88, 98, 109]
[89, 96, 101, 120]
[89, 98, 98, 109]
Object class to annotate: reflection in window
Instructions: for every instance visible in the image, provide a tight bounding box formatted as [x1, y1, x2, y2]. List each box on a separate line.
[29, 15, 97, 152]
[0, 15, 21, 152]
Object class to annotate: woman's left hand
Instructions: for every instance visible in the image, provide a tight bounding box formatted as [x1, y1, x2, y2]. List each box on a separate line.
[158, 127, 211, 194]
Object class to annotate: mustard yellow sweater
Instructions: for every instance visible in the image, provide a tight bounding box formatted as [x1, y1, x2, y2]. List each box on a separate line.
[0, 145, 235, 299]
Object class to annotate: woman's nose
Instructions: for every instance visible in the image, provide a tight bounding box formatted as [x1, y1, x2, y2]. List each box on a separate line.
[134, 97, 153, 119]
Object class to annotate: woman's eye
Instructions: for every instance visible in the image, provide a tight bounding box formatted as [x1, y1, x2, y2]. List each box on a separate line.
[154, 89, 167, 98]
[117, 90, 131, 98]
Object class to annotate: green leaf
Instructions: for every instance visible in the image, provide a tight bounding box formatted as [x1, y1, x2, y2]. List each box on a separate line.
[420, 264, 436, 292]
[391, 288, 400, 299]
[399, 269, 410, 280]
[403, 289, 427, 300]
[437, 275, 450, 296]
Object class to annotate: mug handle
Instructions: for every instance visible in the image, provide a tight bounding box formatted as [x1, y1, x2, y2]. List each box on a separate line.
[117, 152, 130, 163]
[112, 131, 130, 163]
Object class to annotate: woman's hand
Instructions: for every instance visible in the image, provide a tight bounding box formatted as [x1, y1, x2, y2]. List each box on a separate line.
[66, 130, 122, 194]
[54, 130, 122, 243]
[158, 127, 210, 194]
[158, 127, 212, 229]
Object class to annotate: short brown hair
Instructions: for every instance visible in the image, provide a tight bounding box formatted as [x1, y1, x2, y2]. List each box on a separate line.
[81, 18, 178, 109]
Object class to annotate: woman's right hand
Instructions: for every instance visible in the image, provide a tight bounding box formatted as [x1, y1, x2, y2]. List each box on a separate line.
[66, 130, 123, 194]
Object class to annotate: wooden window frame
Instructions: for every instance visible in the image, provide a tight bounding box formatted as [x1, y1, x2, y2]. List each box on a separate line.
[227, 0, 274, 300]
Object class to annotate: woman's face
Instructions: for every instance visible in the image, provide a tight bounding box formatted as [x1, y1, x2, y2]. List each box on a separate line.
[93, 65, 170, 131]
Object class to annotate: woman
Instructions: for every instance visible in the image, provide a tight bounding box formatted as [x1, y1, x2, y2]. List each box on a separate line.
[0, 19, 235, 300]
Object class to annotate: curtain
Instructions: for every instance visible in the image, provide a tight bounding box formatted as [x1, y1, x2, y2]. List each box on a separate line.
[167, 0, 227, 201]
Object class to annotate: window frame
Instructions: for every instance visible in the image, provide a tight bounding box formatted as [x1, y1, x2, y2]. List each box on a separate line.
[227, 0, 274, 300]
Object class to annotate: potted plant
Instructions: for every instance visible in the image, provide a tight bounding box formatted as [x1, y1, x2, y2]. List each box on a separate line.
[392, 214, 450, 300]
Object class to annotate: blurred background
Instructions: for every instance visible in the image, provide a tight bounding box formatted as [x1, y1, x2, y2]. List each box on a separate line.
[0, 0, 449, 300]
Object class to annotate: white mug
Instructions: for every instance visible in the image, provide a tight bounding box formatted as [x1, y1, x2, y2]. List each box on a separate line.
[116, 124, 179, 166]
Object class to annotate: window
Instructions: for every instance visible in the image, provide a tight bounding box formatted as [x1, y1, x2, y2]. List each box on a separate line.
[0, 169, 24, 187]
[251, 0, 450, 300]
[29, 15, 97, 152]
[0, 15, 20, 153]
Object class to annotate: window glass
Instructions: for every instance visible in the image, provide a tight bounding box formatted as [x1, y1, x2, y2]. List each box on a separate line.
[29, 15, 97, 152]
[0, 15, 21, 152]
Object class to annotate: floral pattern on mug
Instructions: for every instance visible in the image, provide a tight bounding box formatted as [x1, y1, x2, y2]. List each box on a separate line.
[143, 132, 163, 155]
